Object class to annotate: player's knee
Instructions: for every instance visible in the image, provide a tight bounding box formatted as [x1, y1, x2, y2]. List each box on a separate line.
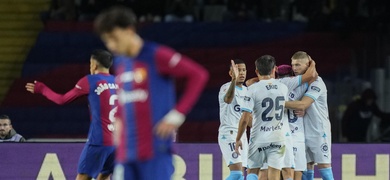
[76, 174, 92, 180]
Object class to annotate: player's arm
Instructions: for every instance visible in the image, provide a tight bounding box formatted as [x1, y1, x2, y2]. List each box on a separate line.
[235, 111, 251, 155]
[155, 46, 209, 139]
[285, 96, 314, 111]
[25, 77, 89, 105]
[224, 60, 239, 104]
[301, 59, 318, 84]
[245, 77, 259, 87]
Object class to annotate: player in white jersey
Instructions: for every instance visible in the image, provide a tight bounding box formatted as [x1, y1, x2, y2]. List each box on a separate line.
[286, 52, 334, 180]
[278, 64, 312, 180]
[235, 55, 289, 180]
[218, 59, 248, 180]
[245, 61, 317, 180]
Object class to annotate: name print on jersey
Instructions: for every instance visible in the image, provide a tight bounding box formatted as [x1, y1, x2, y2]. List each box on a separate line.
[94, 83, 118, 95]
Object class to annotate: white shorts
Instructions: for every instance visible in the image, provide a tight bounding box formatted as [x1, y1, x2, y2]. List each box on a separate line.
[257, 138, 294, 170]
[292, 141, 307, 171]
[305, 135, 331, 164]
[218, 130, 248, 167]
[283, 136, 295, 169]
[247, 141, 286, 170]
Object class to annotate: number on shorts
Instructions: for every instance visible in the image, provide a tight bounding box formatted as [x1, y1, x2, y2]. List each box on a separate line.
[261, 96, 285, 121]
[228, 142, 236, 152]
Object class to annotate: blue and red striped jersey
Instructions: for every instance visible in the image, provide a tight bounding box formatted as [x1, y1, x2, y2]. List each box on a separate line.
[114, 41, 209, 162]
[77, 73, 118, 146]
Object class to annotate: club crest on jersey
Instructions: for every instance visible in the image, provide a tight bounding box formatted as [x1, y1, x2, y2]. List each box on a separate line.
[321, 143, 329, 153]
[118, 68, 147, 84]
[232, 152, 239, 159]
[311, 86, 321, 92]
[244, 96, 251, 101]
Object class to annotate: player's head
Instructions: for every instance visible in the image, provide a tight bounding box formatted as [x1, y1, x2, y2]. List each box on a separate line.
[277, 64, 294, 78]
[229, 59, 247, 84]
[255, 55, 276, 78]
[0, 115, 12, 138]
[94, 6, 137, 55]
[361, 88, 377, 106]
[90, 49, 113, 74]
[291, 51, 310, 75]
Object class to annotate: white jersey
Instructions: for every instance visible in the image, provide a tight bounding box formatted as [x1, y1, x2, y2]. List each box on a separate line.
[218, 82, 248, 132]
[279, 76, 308, 142]
[303, 76, 331, 138]
[242, 79, 289, 143]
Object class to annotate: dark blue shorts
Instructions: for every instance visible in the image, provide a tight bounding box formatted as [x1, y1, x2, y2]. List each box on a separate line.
[113, 153, 174, 180]
[77, 144, 115, 179]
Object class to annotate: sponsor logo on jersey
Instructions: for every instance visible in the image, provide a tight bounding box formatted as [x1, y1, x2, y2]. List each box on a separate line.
[260, 124, 282, 132]
[311, 86, 321, 92]
[289, 92, 295, 99]
[234, 105, 241, 112]
[118, 89, 148, 104]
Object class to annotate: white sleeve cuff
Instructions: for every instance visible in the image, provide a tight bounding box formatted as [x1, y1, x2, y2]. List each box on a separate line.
[163, 109, 186, 126]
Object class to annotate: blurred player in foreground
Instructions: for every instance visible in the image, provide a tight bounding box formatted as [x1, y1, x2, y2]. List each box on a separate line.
[94, 6, 209, 180]
[26, 50, 117, 180]
[218, 59, 248, 180]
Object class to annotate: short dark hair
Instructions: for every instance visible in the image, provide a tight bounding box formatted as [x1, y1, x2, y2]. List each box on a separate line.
[255, 55, 276, 75]
[94, 6, 137, 35]
[91, 49, 113, 69]
[0, 115, 11, 123]
[229, 59, 245, 68]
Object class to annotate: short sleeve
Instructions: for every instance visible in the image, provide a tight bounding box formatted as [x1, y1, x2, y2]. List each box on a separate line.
[241, 88, 254, 113]
[304, 80, 323, 101]
[279, 75, 302, 92]
[218, 83, 229, 103]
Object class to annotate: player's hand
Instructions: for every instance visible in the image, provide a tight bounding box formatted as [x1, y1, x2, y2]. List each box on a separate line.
[155, 121, 178, 140]
[25, 81, 37, 93]
[308, 56, 316, 66]
[294, 110, 305, 117]
[235, 140, 243, 155]
[230, 60, 239, 81]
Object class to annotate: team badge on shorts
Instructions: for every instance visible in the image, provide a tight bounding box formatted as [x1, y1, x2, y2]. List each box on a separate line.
[232, 152, 239, 159]
[321, 143, 329, 153]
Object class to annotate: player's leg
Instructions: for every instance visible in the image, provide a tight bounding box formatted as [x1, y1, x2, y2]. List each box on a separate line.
[281, 168, 293, 180]
[316, 136, 334, 180]
[281, 137, 294, 180]
[113, 162, 137, 180]
[219, 131, 246, 180]
[267, 166, 281, 180]
[76, 174, 92, 180]
[302, 138, 315, 180]
[258, 165, 268, 180]
[77, 144, 103, 180]
[302, 162, 315, 180]
[266, 141, 285, 180]
[247, 168, 260, 180]
[294, 141, 307, 180]
[97, 146, 115, 180]
[138, 152, 174, 180]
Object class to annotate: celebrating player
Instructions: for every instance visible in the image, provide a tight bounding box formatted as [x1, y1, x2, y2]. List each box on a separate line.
[285, 52, 334, 180]
[218, 59, 248, 180]
[25, 50, 117, 180]
[235, 55, 289, 180]
[94, 6, 209, 180]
